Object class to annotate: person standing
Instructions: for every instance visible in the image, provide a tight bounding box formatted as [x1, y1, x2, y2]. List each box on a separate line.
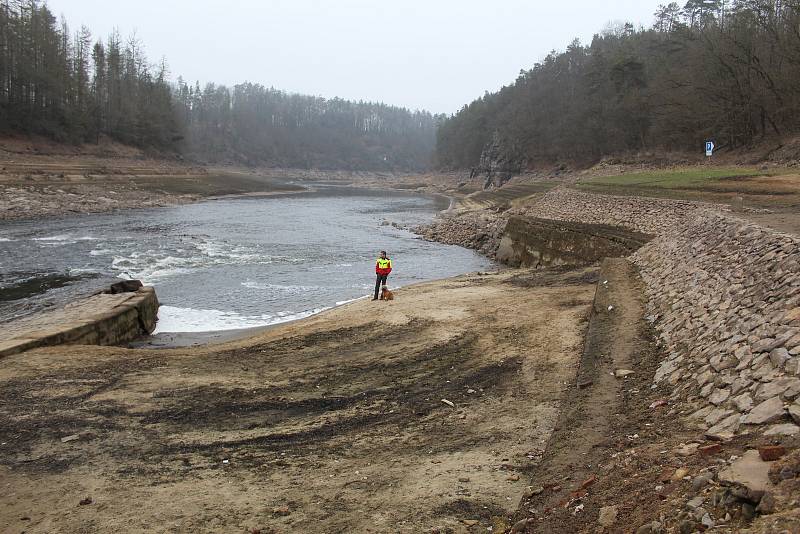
[373, 250, 392, 301]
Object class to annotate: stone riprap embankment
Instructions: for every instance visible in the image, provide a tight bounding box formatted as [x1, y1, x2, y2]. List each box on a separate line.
[525, 188, 800, 437]
[424, 186, 800, 437]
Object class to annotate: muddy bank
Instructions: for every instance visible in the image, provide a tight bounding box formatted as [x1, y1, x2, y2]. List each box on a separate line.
[0, 267, 596, 533]
[0, 167, 305, 221]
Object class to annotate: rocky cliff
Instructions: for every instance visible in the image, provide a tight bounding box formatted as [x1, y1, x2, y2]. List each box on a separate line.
[470, 131, 524, 189]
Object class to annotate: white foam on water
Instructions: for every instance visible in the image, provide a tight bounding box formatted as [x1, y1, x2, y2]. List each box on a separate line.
[109, 238, 290, 284]
[32, 234, 73, 241]
[112, 255, 195, 283]
[153, 305, 328, 333]
[90, 249, 113, 256]
[0, 237, 13, 242]
[30, 234, 96, 246]
[68, 268, 101, 276]
[241, 281, 319, 292]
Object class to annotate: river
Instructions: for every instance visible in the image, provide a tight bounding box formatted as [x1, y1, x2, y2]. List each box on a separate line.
[0, 186, 493, 334]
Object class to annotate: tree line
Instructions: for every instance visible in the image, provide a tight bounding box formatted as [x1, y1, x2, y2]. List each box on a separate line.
[0, 0, 437, 170]
[175, 81, 437, 170]
[436, 0, 800, 169]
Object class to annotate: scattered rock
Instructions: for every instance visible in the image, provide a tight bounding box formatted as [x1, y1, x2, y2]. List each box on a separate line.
[614, 369, 635, 378]
[441, 399, 455, 408]
[706, 413, 740, 439]
[78, 497, 92, 506]
[708, 389, 731, 406]
[672, 467, 689, 481]
[523, 486, 544, 498]
[686, 496, 705, 509]
[698, 443, 722, 456]
[758, 445, 787, 461]
[718, 450, 772, 502]
[272, 506, 290, 516]
[732, 393, 754, 412]
[598, 505, 618, 527]
[578, 474, 596, 490]
[676, 443, 700, 456]
[60, 434, 80, 443]
[692, 472, 714, 492]
[635, 521, 664, 534]
[510, 518, 532, 533]
[755, 491, 776, 514]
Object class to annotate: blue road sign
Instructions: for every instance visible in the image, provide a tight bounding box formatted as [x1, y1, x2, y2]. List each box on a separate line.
[705, 141, 715, 157]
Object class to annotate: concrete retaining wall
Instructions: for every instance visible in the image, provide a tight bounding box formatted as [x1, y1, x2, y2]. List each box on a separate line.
[496, 216, 650, 268]
[0, 285, 159, 358]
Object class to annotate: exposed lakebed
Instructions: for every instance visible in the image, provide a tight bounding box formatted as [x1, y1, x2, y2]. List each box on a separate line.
[0, 186, 493, 333]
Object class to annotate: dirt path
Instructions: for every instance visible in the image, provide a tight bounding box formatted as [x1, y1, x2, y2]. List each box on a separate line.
[510, 258, 667, 532]
[0, 268, 597, 533]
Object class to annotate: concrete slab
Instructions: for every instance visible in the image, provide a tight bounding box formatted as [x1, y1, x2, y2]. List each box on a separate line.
[0, 285, 158, 358]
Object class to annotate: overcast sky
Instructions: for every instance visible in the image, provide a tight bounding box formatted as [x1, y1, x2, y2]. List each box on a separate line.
[46, 0, 663, 114]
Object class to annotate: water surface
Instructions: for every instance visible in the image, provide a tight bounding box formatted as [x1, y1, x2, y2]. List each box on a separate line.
[0, 187, 493, 332]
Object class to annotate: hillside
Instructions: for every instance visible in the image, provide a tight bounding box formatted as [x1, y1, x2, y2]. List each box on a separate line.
[436, 2, 800, 174]
[0, 1, 437, 171]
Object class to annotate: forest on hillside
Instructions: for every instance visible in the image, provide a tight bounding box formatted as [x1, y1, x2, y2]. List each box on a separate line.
[0, 0, 437, 170]
[436, 0, 800, 169]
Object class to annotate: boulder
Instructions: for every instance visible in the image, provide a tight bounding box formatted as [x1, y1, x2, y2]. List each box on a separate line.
[598, 505, 618, 528]
[743, 396, 785, 425]
[718, 449, 773, 502]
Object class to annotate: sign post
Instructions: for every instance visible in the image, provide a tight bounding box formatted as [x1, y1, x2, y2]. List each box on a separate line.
[705, 141, 715, 157]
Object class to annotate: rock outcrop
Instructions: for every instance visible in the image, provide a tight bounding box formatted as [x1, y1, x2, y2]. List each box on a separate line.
[470, 132, 524, 189]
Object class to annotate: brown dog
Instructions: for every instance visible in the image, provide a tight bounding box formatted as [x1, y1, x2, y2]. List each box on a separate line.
[380, 287, 394, 301]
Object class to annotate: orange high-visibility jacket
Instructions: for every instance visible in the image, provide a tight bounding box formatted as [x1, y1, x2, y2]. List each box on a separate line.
[375, 257, 392, 276]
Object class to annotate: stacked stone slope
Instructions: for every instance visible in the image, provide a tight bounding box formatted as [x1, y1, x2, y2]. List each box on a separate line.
[524, 188, 800, 437]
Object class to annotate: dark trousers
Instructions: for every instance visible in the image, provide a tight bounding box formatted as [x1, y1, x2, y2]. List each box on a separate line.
[374, 273, 388, 299]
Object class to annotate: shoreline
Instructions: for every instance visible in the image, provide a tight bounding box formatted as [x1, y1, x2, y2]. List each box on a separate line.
[0, 266, 603, 532]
